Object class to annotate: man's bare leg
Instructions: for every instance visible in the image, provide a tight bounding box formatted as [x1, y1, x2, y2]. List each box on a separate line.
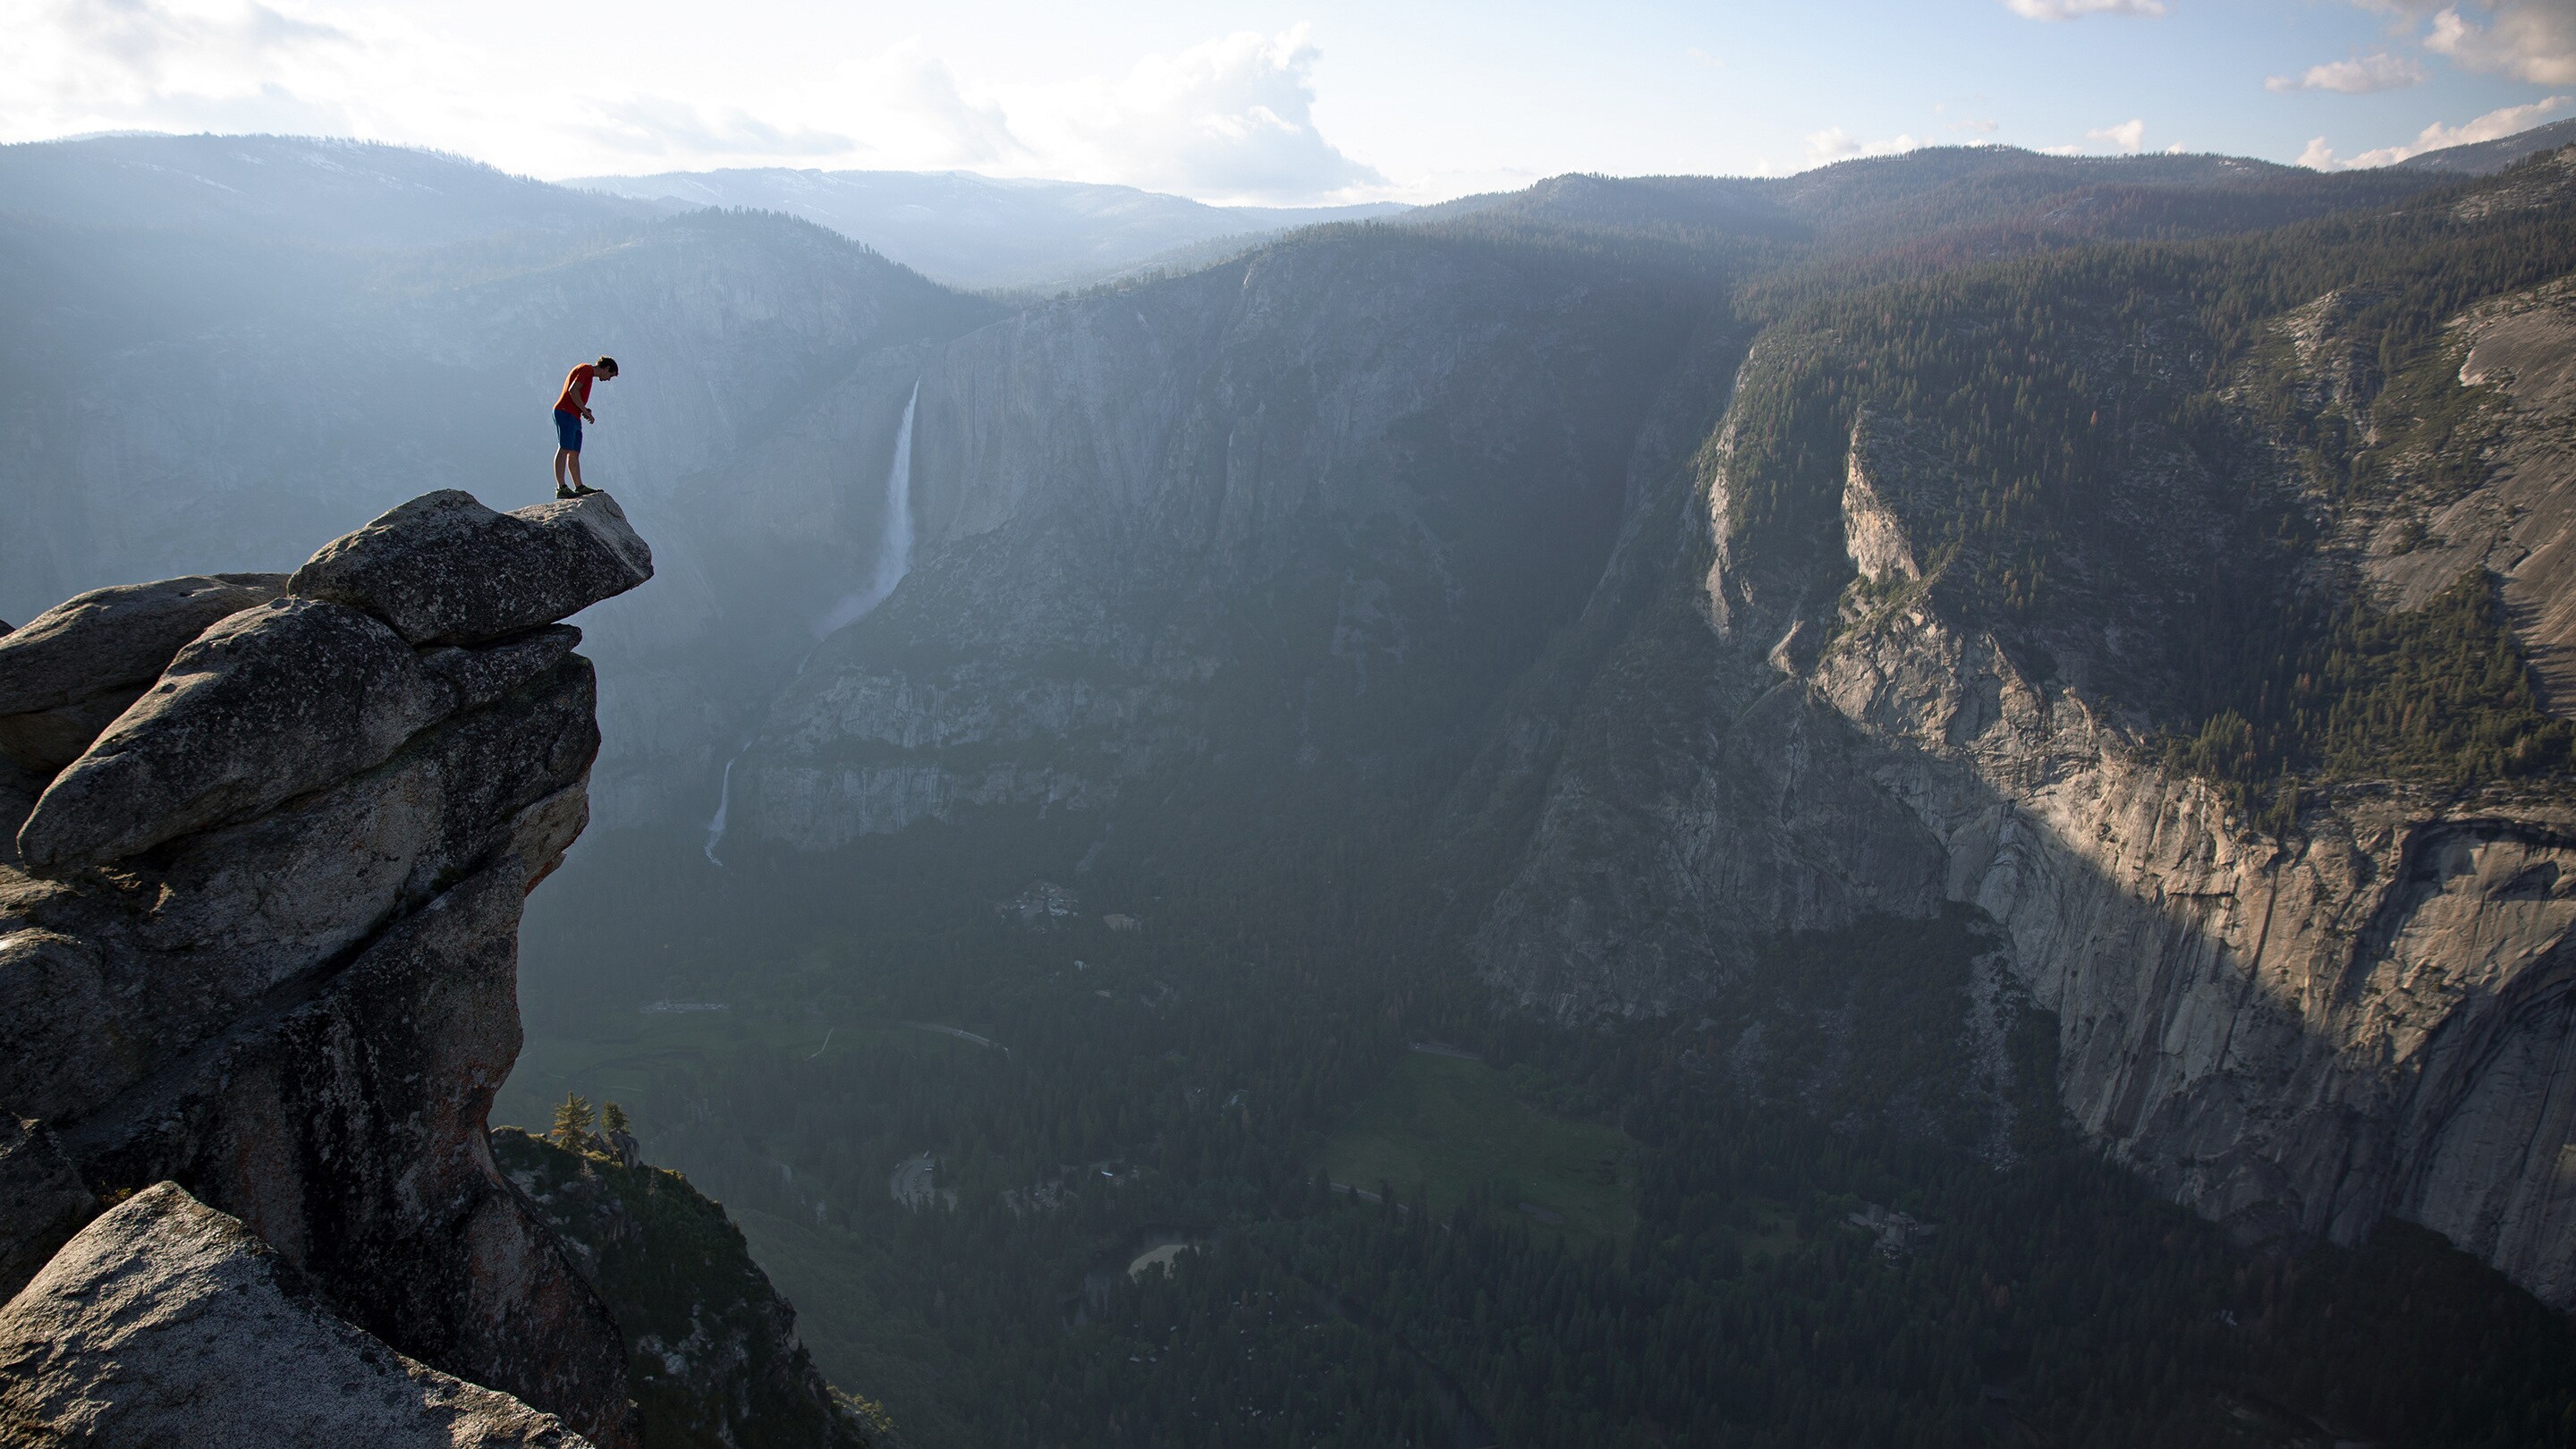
[566, 451, 588, 493]
[554, 447, 572, 490]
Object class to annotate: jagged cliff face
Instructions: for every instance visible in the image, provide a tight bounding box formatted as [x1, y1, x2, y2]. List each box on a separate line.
[1808, 597, 2576, 1303]
[1457, 206, 2576, 1305]
[492, 1129, 881, 1449]
[0, 491, 655, 1444]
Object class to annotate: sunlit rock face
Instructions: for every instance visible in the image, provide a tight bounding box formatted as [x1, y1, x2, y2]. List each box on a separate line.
[1457, 282, 2576, 1308]
[0, 491, 652, 1445]
[1812, 597, 2576, 1307]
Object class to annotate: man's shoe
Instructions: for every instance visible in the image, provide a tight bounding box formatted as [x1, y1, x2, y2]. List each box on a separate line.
[572, 484, 606, 497]
[555, 482, 577, 500]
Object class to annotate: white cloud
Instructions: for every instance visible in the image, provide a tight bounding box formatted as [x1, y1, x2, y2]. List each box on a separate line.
[2299, 93, 2572, 167]
[834, 39, 1028, 167]
[1, 0, 354, 126]
[2004, 0, 2170, 18]
[0, 4, 1385, 202]
[2424, 1, 2576, 84]
[1028, 26, 1383, 202]
[1804, 127, 1925, 165]
[2348, 1, 2576, 85]
[582, 97, 852, 160]
[2087, 117, 2148, 151]
[1953, 117, 2003, 132]
[2265, 52, 2427, 92]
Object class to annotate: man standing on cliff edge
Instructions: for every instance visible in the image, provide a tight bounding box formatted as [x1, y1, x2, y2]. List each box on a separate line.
[552, 355, 619, 499]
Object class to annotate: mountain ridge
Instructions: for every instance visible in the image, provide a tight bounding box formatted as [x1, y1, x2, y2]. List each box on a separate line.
[566, 165, 1409, 290]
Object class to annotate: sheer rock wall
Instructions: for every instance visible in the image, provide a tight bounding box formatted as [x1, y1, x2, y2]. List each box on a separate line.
[1466, 302, 2576, 1308]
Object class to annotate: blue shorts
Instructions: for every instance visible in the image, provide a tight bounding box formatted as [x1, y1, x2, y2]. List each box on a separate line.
[553, 409, 582, 453]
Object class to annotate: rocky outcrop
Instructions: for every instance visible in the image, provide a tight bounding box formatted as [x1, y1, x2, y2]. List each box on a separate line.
[1815, 601, 2576, 1304]
[745, 657, 1185, 847]
[1459, 291, 2576, 1308]
[290, 491, 653, 647]
[0, 572, 284, 773]
[492, 1129, 889, 1449]
[16, 601, 581, 873]
[0, 491, 651, 1443]
[0, 1183, 593, 1448]
[2370, 274, 2576, 711]
[0, 1117, 91, 1301]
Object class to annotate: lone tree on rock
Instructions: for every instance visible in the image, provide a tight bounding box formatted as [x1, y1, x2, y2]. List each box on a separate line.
[550, 1092, 596, 1150]
[599, 1101, 631, 1136]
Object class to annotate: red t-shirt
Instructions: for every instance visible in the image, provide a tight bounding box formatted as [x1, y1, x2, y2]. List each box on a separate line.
[555, 364, 597, 414]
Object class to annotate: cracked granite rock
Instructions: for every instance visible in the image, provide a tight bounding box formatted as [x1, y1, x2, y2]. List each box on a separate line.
[0, 1182, 595, 1448]
[0, 492, 649, 1446]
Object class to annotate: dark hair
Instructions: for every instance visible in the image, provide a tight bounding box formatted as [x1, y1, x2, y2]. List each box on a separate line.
[595, 355, 620, 377]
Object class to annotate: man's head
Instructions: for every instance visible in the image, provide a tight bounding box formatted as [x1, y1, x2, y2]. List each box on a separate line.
[595, 356, 620, 379]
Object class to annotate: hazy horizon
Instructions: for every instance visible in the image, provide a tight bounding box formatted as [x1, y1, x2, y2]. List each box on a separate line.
[6, 1, 2573, 206]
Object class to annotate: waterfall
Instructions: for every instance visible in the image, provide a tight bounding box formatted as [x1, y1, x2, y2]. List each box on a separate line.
[709, 380, 920, 867]
[810, 379, 919, 639]
[703, 749, 743, 865]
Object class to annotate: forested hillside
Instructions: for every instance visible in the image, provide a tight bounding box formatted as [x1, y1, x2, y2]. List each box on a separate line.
[501, 140, 2576, 1445]
[9, 126, 2576, 1446]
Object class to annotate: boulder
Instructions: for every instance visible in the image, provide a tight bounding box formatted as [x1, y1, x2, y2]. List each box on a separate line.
[288, 491, 652, 646]
[0, 573, 286, 716]
[0, 929, 132, 1125]
[4, 655, 598, 1131]
[0, 1182, 594, 1448]
[0, 691, 139, 777]
[0, 758, 38, 871]
[0, 1116, 94, 1302]
[0, 573, 285, 772]
[15, 598, 448, 874]
[421, 624, 585, 713]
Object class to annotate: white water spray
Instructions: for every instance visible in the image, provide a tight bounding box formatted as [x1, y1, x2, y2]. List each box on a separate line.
[706, 380, 920, 866]
[810, 379, 919, 639]
[703, 747, 745, 865]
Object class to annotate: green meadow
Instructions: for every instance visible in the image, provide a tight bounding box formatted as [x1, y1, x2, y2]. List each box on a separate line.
[1319, 1049, 1638, 1247]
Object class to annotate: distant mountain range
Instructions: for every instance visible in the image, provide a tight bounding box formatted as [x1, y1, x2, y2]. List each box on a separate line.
[2397, 114, 2576, 174]
[559, 122, 2571, 292]
[566, 168, 1409, 290]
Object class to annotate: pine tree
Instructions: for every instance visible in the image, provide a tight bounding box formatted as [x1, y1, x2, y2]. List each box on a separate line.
[550, 1092, 595, 1151]
[599, 1100, 631, 1136]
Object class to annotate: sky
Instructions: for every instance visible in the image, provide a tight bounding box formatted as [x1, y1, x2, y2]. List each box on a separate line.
[3, 0, 2572, 204]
